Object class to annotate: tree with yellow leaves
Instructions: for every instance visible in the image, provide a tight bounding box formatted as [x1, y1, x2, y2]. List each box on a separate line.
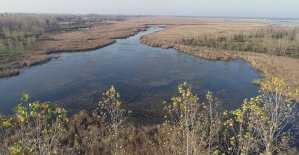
[225, 77, 299, 155]
[98, 85, 131, 155]
[6, 94, 69, 155]
[0, 113, 13, 154]
[163, 82, 223, 154]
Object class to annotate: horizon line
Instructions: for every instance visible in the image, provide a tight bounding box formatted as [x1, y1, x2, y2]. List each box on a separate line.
[0, 12, 299, 20]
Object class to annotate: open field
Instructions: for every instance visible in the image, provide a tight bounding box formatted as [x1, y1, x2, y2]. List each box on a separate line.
[139, 21, 299, 101]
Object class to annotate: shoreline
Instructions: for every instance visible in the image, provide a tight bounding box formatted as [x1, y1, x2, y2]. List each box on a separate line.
[0, 16, 271, 79]
[0, 40, 117, 79]
[1, 16, 298, 81]
[48, 39, 117, 53]
[140, 31, 299, 101]
[0, 20, 148, 79]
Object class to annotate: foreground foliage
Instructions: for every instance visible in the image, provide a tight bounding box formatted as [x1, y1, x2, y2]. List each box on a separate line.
[224, 77, 299, 154]
[0, 94, 68, 154]
[0, 77, 299, 154]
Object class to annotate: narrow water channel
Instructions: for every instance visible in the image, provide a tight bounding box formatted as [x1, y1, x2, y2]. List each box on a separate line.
[0, 26, 261, 124]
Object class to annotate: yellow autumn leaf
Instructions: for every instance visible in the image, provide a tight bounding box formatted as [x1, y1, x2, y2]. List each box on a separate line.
[40, 103, 49, 109]
[17, 115, 25, 122]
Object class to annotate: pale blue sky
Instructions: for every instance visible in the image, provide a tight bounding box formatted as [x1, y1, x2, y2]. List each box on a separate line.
[0, 0, 298, 18]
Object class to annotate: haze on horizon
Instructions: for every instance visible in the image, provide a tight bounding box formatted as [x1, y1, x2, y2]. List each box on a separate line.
[1, 0, 298, 18]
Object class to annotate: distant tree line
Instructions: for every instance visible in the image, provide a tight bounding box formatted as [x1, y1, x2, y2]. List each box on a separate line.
[0, 13, 124, 62]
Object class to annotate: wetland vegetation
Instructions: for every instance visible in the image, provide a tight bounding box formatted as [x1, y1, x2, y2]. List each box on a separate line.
[1, 14, 299, 154]
[179, 26, 299, 58]
[0, 25, 261, 125]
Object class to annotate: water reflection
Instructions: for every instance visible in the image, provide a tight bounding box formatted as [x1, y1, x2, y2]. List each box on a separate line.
[0, 26, 261, 124]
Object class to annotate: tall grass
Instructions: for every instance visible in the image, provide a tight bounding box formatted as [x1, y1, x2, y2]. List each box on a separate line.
[180, 26, 299, 58]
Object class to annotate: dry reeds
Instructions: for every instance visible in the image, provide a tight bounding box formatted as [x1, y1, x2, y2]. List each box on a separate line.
[179, 26, 299, 58]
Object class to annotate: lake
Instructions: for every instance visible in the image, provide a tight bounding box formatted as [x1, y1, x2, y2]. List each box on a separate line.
[271, 21, 299, 27]
[0, 26, 261, 124]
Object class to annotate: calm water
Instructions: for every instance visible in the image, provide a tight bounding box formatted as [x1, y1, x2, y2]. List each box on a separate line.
[0, 26, 261, 123]
[271, 21, 299, 27]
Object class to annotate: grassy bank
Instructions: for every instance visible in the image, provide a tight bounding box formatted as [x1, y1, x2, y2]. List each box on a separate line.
[140, 22, 299, 101]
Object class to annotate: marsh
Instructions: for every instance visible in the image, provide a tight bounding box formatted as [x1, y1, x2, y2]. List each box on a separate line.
[0, 26, 261, 124]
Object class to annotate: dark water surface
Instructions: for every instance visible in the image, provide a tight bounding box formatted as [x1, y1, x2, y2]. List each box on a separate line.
[0, 26, 261, 123]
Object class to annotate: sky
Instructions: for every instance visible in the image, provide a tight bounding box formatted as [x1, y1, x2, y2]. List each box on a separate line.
[0, 0, 298, 18]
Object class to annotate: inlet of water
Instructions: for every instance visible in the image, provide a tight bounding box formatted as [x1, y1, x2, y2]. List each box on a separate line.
[0, 26, 262, 123]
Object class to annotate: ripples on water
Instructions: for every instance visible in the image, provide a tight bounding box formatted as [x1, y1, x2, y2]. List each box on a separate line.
[0, 26, 262, 124]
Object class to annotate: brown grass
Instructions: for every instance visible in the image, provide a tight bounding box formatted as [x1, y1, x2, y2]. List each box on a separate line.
[34, 21, 148, 52]
[0, 51, 51, 77]
[60, 110, 216, 154]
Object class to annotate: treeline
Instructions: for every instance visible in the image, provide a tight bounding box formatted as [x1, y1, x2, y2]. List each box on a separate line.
[0, 78, 299, 154]
[180, 26, 299, 58]
[0, 13, 53, 38]
[0, 13, 85, 52]
[0, 13, 52, 59]
[0, 13, 57, 61]
[0, 13, 123, 62]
